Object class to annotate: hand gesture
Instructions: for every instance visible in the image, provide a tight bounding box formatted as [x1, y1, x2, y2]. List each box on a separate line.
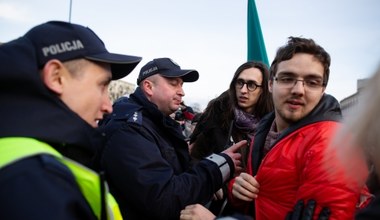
[221, 140, 247, 174]
[232, 172, 260, 201]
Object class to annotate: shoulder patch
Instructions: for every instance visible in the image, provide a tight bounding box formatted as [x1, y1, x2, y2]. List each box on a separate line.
[127, 110, 143, 125]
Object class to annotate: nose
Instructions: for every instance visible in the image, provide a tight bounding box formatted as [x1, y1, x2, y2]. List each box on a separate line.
[178, 85, 185, 97]
[102, 95, 113, 114]
[240, 83, 249, 93]
[291, 80, 305, 95]
[293, 80, 305, 87]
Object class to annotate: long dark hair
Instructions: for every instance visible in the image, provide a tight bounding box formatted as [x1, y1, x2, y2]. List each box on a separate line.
[228, 61, 273, 119]
[197, 90, 231, 132]
[195, 61, 273, 135]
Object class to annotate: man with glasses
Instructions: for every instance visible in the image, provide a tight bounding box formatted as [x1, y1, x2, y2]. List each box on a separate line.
[227, 37, 363, 219]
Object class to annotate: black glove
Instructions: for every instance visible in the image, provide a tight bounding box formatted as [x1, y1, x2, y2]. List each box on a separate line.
[285, 199, 330, 220]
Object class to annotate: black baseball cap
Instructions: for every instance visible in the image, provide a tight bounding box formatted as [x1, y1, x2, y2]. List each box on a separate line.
[24, 20, 142, 80]
[137, 57, 199, 84]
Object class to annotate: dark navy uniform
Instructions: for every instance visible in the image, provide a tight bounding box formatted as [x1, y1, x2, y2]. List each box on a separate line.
[0, 32, 103, 220]
[99, 87, 235, 220]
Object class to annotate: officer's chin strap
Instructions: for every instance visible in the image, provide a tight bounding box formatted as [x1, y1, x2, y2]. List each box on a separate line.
[100, 171, 107, 220]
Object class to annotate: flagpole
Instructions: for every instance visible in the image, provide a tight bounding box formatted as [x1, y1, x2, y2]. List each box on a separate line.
[69, 0, 73, 22]
[247, 0, 269, 67]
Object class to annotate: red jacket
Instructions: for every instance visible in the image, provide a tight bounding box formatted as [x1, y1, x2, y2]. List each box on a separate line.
[228, 95, 366, 220]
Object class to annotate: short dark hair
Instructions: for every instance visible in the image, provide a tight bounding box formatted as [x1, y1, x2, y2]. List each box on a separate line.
[269, 37, 331, 86]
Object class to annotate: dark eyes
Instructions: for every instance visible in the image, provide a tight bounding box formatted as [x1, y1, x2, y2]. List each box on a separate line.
[235, 79, 261, 91]
[274, 76, 324, 88]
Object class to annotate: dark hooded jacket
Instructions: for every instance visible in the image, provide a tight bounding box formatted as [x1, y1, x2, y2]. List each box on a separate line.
[0, 36, 103, 219]
[98, 87, 234, 220]
[228, 94, 363, 219]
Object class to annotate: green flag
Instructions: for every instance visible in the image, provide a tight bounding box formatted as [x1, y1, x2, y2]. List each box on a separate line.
[247, 0, 269, 66]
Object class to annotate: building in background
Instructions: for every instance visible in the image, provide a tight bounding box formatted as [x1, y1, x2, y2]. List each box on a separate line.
[108, 80, 135, 103]
[340, 79, 369, 118]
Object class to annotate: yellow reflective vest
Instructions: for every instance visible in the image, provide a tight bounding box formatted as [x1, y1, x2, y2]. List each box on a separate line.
[0, 137, 122, 220]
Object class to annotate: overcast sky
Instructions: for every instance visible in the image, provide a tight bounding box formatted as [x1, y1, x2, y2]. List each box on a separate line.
[1, 0, 380, 110]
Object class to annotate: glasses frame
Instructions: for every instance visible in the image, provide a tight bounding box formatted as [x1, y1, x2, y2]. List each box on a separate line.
[235, 79, 262, 92]
[273, 76, 326, 90]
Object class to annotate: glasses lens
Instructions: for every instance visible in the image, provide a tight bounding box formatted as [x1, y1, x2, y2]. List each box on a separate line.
[247, 82, 256, 91]
[236, 79, 260, 91]
[304, 79, 323, 88]
[236, 79, 244, 88]
[276, 77, 295, 86]
[276, 76, 324, 89]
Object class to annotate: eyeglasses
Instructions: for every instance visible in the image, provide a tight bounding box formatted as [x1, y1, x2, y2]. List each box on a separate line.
[274, 76, 325, 90]
[235, 79, 262, 92]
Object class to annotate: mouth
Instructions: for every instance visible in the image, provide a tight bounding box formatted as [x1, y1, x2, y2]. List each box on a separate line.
[287, 99, 304, 105]
[286, 99, 304, 109]
[173, 99, 182, 105]
[238, 96, 248, 102]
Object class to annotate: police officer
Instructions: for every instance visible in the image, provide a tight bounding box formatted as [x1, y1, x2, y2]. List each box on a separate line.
[99, 57, 246, 219]
[0, 21, 141, 219]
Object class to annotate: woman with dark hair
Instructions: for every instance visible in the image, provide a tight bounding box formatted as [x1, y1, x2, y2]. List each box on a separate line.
[190, 61, 273, 168]
[188, 61, 273, 216]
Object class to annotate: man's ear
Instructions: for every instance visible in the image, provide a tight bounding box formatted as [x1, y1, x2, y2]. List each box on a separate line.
[268, 79, 274, 93]
[41, 59, 65, 95]
[142, 79, 154, 97]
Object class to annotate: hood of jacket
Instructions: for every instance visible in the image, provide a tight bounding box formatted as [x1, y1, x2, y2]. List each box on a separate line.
[251, 93, 342, 175]
[256, 93, 342, 145]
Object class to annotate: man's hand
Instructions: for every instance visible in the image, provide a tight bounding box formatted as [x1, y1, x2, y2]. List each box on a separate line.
[221, 140, 247, 174]
[180, 204, 216, 220]
[286, 200, 330, 220]
[232, 172, 260, 201]
[213, 188, 224, 200]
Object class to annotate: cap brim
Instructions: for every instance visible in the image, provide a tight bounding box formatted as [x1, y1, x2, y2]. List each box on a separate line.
[86, 53, 142, 80]
[161, 69, 199, 82]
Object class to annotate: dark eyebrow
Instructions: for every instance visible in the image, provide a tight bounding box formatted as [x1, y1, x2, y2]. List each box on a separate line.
[277, 71, 322, 79]
[276, 71, 296, 77]
[237, 78, 260, 84]
[304, 75, 323, 80]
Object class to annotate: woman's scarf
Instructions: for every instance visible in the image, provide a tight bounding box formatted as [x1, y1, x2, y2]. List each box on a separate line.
[234, 108, 259, 141]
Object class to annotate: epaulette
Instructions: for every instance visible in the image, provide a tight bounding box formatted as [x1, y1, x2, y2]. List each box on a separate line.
[127, 110, 143, 125]
[99, 97, 143, 127]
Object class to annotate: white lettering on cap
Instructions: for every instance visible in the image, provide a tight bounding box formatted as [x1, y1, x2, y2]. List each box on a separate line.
[142, 66, 158, 76]
[42, 40, 84, 57]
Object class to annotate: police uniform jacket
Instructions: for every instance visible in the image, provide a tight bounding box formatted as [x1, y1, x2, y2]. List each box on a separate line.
[99, 87, 235, 220]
